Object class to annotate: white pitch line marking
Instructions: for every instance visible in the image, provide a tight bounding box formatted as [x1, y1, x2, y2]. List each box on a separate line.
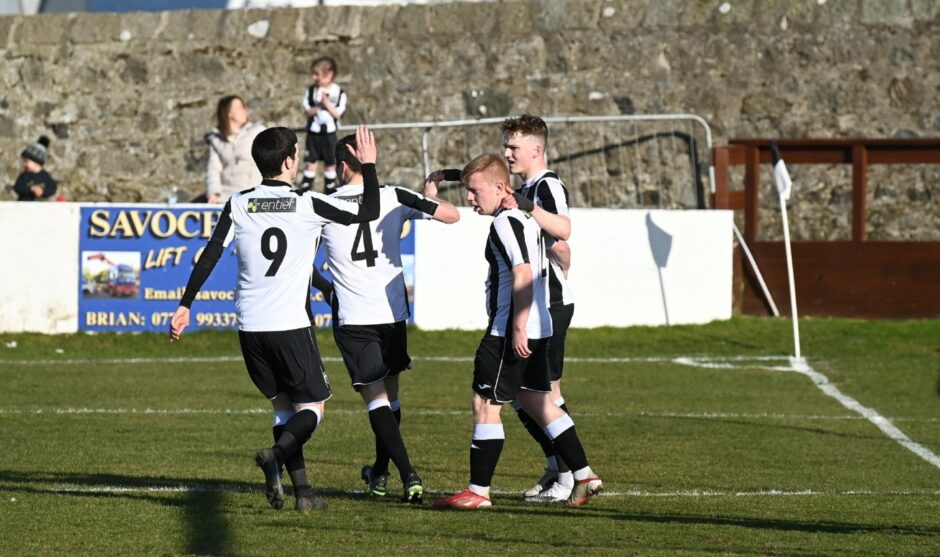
[788, 357, 940, 470]
[3, 354, 937, 469]
[0, 354, 792, 367]
[11, 484, 940, 499]
[1, 407, 937, 423]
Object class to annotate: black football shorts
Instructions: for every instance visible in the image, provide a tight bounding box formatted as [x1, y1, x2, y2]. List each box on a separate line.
[472, 334, 551, 404]
[238, 326, 332, 403]
[333, 321, 411, 390]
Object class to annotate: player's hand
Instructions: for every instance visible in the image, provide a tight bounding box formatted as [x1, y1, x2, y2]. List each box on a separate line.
[347, 125, 376, 165]
[30, 185, 44, 197]
[424, 170, 444, 198]
[501, 191, 535, 212]
[512, 329, 531, 359]
[169, 306, 190, 342]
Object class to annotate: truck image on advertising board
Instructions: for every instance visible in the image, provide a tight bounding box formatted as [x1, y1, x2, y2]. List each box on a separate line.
[86, 253, 140, 298]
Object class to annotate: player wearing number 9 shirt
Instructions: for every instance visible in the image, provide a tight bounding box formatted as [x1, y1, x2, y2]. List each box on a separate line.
[169, 125, 381, 513]
[315, 134, 460, 502]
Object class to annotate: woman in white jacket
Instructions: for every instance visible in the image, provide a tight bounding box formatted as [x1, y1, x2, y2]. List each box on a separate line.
[205, 95, 266, 203]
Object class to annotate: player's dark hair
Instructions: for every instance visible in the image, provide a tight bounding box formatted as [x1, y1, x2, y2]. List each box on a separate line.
[251, 127, 297, 178]
[500, 114, 548, 148]
[335, 133, 361, 174]
[311, 56, 337, 76]
[216, 95, 246, 139]
[461, 153, 510, 186]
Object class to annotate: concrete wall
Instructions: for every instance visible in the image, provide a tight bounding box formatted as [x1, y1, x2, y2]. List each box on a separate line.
[0, 0, 937, 239]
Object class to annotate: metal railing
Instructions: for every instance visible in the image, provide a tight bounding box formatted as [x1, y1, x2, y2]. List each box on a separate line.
[299, 114, 714, 209]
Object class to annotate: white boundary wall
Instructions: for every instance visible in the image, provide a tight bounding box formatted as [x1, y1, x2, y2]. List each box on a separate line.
[0, 202, 81, 333]
[0, 202, 733, 333]
[414, 208, 733, 330]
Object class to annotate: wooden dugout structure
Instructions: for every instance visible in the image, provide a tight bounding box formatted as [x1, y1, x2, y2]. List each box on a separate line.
[712, 138, 940, 318]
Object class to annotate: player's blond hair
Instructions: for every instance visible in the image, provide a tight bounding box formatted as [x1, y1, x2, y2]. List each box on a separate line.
[460, 154, 510, 190]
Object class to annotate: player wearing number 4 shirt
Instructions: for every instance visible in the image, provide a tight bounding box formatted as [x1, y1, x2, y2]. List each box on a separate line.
[433, 154, 601, 510]
[314, 133, 460, 503]
[169, 126, 382, 513]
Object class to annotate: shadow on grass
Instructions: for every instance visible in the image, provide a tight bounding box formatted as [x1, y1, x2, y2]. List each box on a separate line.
[463, 502, 940, 537]
[0, 470, 365, 555]
[0, 470, 243, 555]
[183, 489, 231, 556]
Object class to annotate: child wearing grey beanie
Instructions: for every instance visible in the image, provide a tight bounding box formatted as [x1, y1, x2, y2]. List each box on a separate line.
[13, 136, 58, 201]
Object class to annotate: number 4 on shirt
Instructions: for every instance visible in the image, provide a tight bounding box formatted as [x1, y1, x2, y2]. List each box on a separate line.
[351, 222, 378, 267]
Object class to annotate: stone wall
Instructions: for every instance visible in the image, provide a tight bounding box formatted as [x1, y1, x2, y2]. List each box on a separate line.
[0, 0, 937, 239]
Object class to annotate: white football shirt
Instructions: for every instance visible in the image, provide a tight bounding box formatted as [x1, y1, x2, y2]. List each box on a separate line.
[320, 184, 439, 326]
[181, 172, 380, 332]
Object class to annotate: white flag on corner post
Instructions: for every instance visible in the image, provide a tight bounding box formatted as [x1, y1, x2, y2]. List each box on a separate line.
[771, 141, 792, 201]
[769, 140, 801, 359]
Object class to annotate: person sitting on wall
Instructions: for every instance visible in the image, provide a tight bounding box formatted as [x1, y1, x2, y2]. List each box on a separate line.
[13, 136, 57, 201]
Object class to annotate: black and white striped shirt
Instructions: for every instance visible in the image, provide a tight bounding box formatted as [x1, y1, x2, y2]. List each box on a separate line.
[484, 208, 552, 339]
[302, 83, 347, 134]
[519, 169, 575, 308]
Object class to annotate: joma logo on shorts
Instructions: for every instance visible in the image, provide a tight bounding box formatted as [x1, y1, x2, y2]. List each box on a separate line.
[247, 198, 297, 213]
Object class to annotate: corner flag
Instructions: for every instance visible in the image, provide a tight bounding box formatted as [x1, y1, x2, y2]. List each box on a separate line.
[769, 140, 801, 359]
[770, 141, 792, 201]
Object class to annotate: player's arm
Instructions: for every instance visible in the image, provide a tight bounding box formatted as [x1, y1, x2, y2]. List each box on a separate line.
[411, 170, 460, 224]
[170, 201, 233, 341]
[495, 215, 534, 359]
[549, 240, 571, 278]
[503, 179, 572, 240]
[511, 263, 534, 359]
[506, 196, 570, 241]
[311, 126, 380, 224]
[310, 264, 333, 302]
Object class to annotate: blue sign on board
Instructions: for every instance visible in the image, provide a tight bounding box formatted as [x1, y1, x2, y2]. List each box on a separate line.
[76, 204, 416, 332]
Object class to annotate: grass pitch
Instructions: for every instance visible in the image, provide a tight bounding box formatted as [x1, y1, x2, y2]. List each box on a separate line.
[1, 317, 938, 555]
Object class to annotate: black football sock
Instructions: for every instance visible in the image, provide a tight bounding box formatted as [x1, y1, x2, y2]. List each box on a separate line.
[274, 425, 309, 488]
[372, 404, 401, 476]
[513, 402, 556, 460]
[545, 415, 589, 474]
[368, 404, 412, 481]
[272, 409, 319, 463]
[469, 424, 505, 490]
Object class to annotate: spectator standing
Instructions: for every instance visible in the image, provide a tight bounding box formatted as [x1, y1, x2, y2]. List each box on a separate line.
[205, 95, 265, 203]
